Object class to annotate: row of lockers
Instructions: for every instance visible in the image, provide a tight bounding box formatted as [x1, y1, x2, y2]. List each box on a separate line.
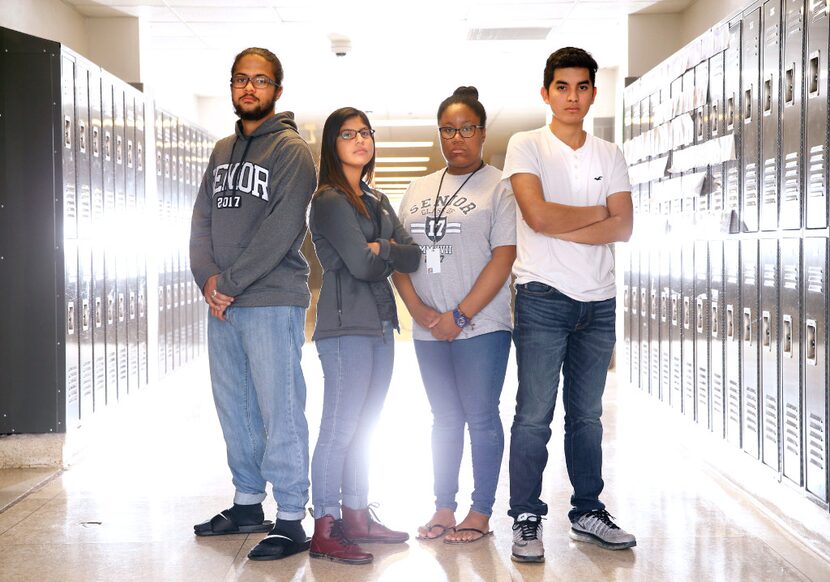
[621, 0, 830, 512]
[621, 237, 828, 506]
[0, 27, 210, 434]
[623, 0, 829, 234]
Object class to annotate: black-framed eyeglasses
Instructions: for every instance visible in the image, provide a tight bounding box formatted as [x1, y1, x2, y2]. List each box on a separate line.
[338, 128, 375, 140]
[230, 74, 279, 89]
[438, 125, 484, 139]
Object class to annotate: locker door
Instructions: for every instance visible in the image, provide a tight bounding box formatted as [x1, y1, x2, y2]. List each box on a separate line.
[113, 85, 128, 398]
[64, 239, 80, 430]
[135, 99, 147, 388]
[631, 244, 641, 388]
[780, 238, 802, 484]
[741, 6, 762, 232]
[759, 238, 780, 471]
[724, 239, 742, 446]
[125, 94, 138, 393]
[725, 17, 743, 226]
[61, 55, 77, 241]
[710, 51, 726, 219]
[101, 77, 117, 406]
[710, 240, 726, 439]
[694, 240, 710, 429]
[660, 244, 671, 404]
[155, 109, 166, 377]
[742, 239, 761, 459]
[682, 241, 696, 419]
[804, 1, 829, 229]
[670, 243, 683, 410]
[88, 68, 105, 412]
[171, 117, 182, 369]
[649, 247, 660, 396]
[779, 0, 805, 230]
[803, 237, 828, 503]
[695, 61, 711, 221]
[759, 0, 782, 231]
[163, 114, 175, 371]
[623, 248, 631, 385]
[185, 125, 195, 362]
[640, 246, 650, 393]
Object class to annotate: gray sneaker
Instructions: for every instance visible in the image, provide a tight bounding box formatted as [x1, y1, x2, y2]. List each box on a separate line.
[511, 513, 544, 563]
[570, 509, 636, 550]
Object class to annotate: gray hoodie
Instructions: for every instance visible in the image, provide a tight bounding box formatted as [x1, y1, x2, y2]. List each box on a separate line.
[190, 113, 317, 307]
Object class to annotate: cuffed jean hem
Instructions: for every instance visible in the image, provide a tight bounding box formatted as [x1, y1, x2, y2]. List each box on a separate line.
[342, 495, 368, 511]
[234, 491, 267, 505]
[277, 510, 308, 521]
[313, 506, 342, 520]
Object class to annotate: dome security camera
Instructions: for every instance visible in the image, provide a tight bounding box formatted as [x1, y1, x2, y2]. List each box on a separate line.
[329, 35, 351, 57]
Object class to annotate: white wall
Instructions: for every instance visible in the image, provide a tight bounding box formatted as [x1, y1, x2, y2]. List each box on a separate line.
[681, 0, 747, 45]
[627, 13, 683, 78]
[86, 18, 141, 84]
[0, 0, 88, 55]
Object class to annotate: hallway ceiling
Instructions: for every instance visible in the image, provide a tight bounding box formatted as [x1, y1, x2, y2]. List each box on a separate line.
[65, 0, 689, 196]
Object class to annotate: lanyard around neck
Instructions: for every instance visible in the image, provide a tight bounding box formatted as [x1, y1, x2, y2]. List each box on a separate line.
[431, 161, 484, 242]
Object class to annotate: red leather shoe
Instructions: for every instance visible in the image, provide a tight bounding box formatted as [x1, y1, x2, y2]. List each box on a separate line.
[342, 504, 410, 544]
[310, 515, 373, 565]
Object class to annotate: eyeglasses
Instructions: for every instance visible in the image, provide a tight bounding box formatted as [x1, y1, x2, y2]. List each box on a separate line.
[438, 125, 484, 139]
[230, 74, 279, 89]
[338, 128, 375, 140]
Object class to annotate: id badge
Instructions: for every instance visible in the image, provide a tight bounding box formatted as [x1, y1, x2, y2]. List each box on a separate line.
[426, 247, 442, 274]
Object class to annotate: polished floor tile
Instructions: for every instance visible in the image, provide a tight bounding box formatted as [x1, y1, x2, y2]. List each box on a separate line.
[0, 341, 828, 581]
[0, 467, 58, 511]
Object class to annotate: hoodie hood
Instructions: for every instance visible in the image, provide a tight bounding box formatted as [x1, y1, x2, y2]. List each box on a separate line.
[234, 111, 300, 140]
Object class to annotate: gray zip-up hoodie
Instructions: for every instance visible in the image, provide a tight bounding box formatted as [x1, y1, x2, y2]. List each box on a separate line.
[190, 112, 316, 307]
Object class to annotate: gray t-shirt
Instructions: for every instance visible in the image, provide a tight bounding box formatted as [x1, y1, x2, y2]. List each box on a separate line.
[398, 164, 516, 341]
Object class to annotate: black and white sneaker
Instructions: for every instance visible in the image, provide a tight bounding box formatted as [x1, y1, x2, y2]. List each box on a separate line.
[511, 513, 544, 563]
[570, 509, 636, 550]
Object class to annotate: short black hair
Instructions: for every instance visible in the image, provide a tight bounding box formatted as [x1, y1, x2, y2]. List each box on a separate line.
[437, 86, 487, 127]
[543, 47, 598, 89]
[231, 47, 283, 87]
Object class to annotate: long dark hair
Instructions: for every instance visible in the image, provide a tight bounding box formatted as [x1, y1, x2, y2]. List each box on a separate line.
[316, 107, 375, 218]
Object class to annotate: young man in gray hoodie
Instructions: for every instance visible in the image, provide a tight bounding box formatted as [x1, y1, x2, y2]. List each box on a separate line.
[190, 47, 317, 561]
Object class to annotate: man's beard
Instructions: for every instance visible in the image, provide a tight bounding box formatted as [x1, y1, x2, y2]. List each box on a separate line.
[233, 97, 275, 121]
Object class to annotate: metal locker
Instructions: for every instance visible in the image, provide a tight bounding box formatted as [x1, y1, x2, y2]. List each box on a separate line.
[710, 51, 726, 217]
[631, 245, 641, 388]
[742, 239, 761, 459]
[163, 113, 175, 372]
[710, 240, 726, 439]
[780, 237, 802, 485]
[623, 248, 631, 385]
[77, 240, 93, 420]
[760, 0, 783, 232]
[694, 240, 710, 429]
[155, 110, 166, 376]
[724, 17, 743, 223]
[101, 75, 118, 406]
[804, 1, 829, 229]
[171, 116, 182, 369]
[741, 5, 762, 232]
[670, 242, 683, 410]
[779, 0, 805, 230]
[724, 239, 742, 446]
[74, 61, 91, 242]
[61, 54, 77, 241]
[135, 100, 147, 388]
[660, 243, 671, 403]
[126, 246, 139, 394]
[649, 247, 660, 396]
[64, 239, 80, 428]
[682, 241, 696, 419]
[695, 61, 711, 221]
[113, 85, 128, 397]
[640, 246, 650, 393]
[88, 67, 106, 411]
[185, 127, 195, 362]
[759, 238, 780, 470]
[803, 236, 828, 503]
[124, 94, 138, 393]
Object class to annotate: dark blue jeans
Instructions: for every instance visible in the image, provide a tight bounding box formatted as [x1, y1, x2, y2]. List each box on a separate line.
[508, 282, 616, 522]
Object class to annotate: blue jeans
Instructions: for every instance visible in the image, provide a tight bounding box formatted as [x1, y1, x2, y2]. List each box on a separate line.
[311, 321, 395, 519]
[207, 305, 309, 521]
[508, 282, 616, 522]
[414, 331, 510, 517]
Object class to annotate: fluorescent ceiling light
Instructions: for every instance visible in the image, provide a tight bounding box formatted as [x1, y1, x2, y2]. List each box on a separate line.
[376, 157, 430, 163]
[375, 141, 434, 148]
[371, 119, 435, 127]
[374, 176, 417, 182]
[375, 166, 427, 172]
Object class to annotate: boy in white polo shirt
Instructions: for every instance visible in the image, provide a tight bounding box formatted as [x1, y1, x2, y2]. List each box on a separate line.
[503, 47, 636, 563]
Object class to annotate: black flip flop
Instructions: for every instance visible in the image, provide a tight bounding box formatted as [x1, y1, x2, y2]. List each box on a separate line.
[193, 509, 273, 537]
[443, 527, 494, 545]
[248, 534, 312, 561]
[416, 523, 455, 541]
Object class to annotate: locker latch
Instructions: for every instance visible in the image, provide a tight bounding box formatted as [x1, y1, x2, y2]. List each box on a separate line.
[762, 310, 771, 351]
[743, 308, 752, 344]
[782, 315, 792, 358]
[806, 319, 817, 365]
[726, 305, 734, 340]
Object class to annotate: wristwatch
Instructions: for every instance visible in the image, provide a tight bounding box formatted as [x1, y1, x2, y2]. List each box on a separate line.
[452, 306, 471, 329]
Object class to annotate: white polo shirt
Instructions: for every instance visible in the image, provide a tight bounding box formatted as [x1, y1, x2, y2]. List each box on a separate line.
[502, 126, 631, 302]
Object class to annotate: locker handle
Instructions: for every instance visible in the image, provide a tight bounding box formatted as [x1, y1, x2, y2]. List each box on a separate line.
[671, 294, 679, 326]
[808, 53, 819, 97]
[95, 297, 102, 328]
[82, 299, 89, 332]
[118, 293, 125, 322]
[64, 117, 72, 149]
[784, 65, 794, 105]
[660, 291, 668, 322]
[641, 288, 647, 317]
[623, 287, 629, 311]
[116, 135, 123, 165]
[650, 289, 657, 320]
[139, 290, 145, 318]
[743, 308, 752, 344]
[782, 315, 792, 358]
[711, 303, 719, 337]
[806, 320, 817, 366]
[67, 301, 75, 335]
[696, 297, 704, 333]
[726, 305, 734, 340]
[744, 89, 752, 121]
[107, 296, 114, 325]
[727, 96, 735, 129]
[683, 296, 691, 329]
[761, 311, 771, 351]
[137, 143, 144, 172]
[104, 131, 111, 161]
[129, 292, 136, 320]
[92, 127, 100, 158]
[127, 140, 134, 168]
[711, 103, 719, 136]
[157, 151, 163, 176]
[763, 77, 772, 114]
[79, 121, 86, 154]
[158, 286, 165, 312]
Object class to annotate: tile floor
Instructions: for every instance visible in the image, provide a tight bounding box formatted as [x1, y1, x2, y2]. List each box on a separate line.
[0, 342, 829, 581]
